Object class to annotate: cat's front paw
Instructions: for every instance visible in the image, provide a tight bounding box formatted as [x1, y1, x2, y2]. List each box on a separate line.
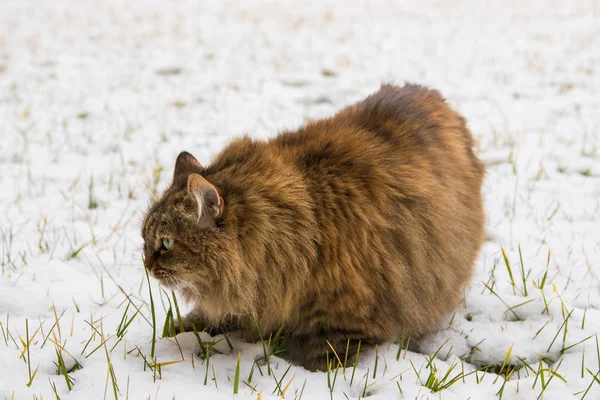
[166, 312, 239, 337]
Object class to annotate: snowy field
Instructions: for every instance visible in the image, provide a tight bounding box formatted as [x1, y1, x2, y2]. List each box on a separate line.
[1, 0, 599, 399]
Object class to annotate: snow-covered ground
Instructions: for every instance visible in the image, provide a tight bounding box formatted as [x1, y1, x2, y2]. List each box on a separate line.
[1, 0, 599, 398]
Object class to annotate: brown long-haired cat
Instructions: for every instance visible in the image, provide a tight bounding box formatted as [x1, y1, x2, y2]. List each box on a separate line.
[141, 83, 485, 371]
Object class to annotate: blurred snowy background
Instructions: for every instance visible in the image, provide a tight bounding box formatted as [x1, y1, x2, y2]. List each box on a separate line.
[1, 0, 599, 399]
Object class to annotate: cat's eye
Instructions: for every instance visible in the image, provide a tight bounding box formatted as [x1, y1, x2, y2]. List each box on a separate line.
[161, 238, 174, 250]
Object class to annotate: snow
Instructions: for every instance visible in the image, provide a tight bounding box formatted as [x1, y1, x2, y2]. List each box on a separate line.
[1, 0, 599, 399]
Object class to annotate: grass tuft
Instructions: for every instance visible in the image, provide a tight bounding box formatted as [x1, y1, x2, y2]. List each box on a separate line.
[233, 352, 241, 395]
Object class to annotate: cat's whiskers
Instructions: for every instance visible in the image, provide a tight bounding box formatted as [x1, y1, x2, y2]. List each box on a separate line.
[164, 276, 179, 289]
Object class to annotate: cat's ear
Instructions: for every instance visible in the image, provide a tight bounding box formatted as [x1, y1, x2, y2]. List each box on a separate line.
[187, 174, 224, 219]
[174, 151, 204, 182]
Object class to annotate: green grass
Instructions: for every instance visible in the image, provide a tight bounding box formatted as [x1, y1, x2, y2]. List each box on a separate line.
[144, 266, 157, 366]
[233, 352, 241, 394]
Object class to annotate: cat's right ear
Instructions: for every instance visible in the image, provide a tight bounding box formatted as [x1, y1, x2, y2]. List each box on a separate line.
[173, 151, 204, 183]
[187, 174, 224, 220]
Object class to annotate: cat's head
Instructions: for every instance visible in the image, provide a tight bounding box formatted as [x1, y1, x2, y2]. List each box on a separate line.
[141, 152, 226, 292]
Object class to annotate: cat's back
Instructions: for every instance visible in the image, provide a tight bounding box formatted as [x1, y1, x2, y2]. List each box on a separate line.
[345, 83, 485, 179]
[273, 83, 484, 198]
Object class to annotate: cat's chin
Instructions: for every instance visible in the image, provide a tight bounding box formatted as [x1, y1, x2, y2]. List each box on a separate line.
[156, 277, 179, 290]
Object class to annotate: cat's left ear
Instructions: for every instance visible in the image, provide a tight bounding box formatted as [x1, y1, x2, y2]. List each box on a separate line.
[174, 151, 204, 183]
[187, 174, 224, 219]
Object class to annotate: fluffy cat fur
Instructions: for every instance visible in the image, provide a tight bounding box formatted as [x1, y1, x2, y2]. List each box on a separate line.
[141, 83, 485, 371]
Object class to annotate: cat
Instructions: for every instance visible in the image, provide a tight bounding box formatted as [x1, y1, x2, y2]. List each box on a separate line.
[141, 83, 485, 371]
